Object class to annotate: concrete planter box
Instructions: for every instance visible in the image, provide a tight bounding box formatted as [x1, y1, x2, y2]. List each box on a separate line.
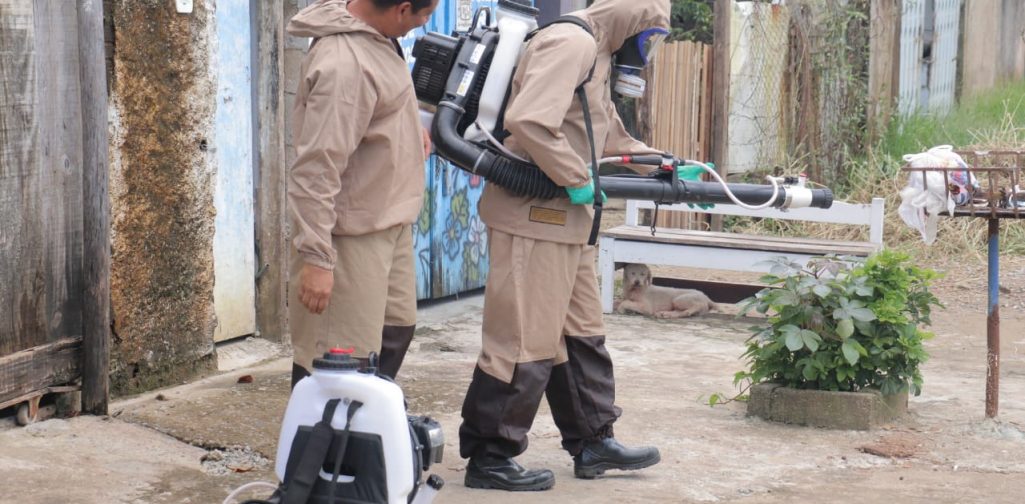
[748, 383, 908, 430]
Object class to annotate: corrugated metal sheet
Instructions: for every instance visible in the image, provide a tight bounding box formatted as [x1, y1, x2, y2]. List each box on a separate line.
[898, 0, 925, 116]
[928, 0, 960, 114]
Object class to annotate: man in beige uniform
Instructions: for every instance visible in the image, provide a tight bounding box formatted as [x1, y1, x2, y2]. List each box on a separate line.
[460, 0, 672, 492]
[287, 0, 438, 386]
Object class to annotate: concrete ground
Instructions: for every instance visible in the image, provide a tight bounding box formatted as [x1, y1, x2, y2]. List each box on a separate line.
[4, 267, 1025, 503]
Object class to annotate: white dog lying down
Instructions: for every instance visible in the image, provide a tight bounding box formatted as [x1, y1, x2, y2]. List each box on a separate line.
[615, 263, 716, 318]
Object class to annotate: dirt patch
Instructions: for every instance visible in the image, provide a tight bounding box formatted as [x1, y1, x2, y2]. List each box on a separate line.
[859, 432, 926, 459]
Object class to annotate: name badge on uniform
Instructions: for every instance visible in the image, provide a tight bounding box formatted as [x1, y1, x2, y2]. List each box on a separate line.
[529, 206, 567, 226]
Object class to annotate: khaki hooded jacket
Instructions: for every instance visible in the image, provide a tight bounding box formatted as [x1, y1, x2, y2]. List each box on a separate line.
[479, 0, 671, 244]
[287, 0, 425, 270]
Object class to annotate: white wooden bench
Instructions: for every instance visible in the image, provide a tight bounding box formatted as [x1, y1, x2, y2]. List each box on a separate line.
[597, 198, 886, 313]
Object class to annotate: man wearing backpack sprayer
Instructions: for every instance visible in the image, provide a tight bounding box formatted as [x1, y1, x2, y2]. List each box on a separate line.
[459, 0, 684, 492]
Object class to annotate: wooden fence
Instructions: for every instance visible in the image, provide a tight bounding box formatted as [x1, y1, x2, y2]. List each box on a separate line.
[0, 0, 109, 416]
[636, 41, 715, 230]
[961, 0, 1025, 98]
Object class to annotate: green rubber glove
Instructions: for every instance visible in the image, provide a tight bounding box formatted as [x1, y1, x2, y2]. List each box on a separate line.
[565, 173, 608, 205]
[677, 163, 715, 210]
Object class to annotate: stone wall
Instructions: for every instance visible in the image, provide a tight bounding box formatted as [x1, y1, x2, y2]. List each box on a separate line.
[107, 0, 218, 394]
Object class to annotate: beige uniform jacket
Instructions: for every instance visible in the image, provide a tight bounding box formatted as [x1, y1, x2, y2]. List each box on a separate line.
[479, 0, 671, 244]
[287, 0, 425, 270]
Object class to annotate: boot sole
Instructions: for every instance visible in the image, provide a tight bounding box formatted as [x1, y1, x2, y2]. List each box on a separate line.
[574, 452, 662, 479]
[464, 474, 555, 492]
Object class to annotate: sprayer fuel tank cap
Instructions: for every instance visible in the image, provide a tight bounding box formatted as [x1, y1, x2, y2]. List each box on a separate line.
[313, 347, 361, 371]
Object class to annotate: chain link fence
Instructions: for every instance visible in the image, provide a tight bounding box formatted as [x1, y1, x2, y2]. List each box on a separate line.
[726, 0, 870, 186]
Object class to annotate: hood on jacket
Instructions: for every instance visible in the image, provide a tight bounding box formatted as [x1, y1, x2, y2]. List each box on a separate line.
[287, 0, 380, 39]
[574, 0, 671, 54]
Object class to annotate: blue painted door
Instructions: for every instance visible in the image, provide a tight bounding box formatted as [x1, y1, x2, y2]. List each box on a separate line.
[399, 11, 449, 299]
[212, 0, 256, 341]
[427, 1, 500, 299]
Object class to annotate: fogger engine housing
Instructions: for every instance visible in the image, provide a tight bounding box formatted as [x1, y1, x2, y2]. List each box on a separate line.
[411, 2, 833, 209]
[412, 0, 577, 200]
[413, 0, 535, 142]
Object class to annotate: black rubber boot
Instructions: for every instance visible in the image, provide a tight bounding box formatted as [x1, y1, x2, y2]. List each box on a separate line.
[290, 363, 310, 390]
[379, 324, 415, 379]
[464, 454, 555, 491]
[573, 437, 661, 479]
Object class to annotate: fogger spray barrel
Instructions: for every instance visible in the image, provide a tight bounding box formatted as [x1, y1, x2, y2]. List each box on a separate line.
[413, 7, 833, 210]
[431, 86, 833, 209]
[604, 177, 832, 208]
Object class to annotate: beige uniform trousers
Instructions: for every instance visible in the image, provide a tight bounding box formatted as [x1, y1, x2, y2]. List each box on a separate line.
[478, 229, 606, 384]
[289, 224, 417, 371]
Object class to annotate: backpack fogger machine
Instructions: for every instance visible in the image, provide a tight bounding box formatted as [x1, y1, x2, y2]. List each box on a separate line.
[411, 1, 833, 216]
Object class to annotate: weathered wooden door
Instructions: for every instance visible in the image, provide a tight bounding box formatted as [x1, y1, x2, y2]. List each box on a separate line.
[0, 0, 84, 408]
[212, 0, 257, 341]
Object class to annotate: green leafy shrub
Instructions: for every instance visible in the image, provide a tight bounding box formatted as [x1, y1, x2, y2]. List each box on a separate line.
[737, 250, 941, 396]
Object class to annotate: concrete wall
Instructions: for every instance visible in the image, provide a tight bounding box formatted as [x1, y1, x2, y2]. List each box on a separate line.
[107, 1, 218, 394]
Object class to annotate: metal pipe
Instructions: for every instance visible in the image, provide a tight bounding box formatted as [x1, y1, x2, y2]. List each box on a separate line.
[600, 178, 832, 208]
[986, 217, 1000, 418]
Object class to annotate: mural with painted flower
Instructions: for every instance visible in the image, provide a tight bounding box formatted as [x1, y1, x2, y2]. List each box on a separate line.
[443, 187, 470, 260]
[396, 0, 513, 299]
[412, 175, 434, 299]
[462, 215, 488, 287]
[432, 160, 490, 298]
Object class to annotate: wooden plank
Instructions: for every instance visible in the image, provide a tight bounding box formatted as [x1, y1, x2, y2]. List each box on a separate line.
[960, 1, 998, 98]
[1, 0, 41, 355]
[0, 338, 82, 406]
[0, 384, 79, 411]
[701, 44, 713, 161]
[1000, 0, 1025, 83]
[255, 0, 288, 343]
[611, 239, 840, 274]
[652, 277, 763, 304]
[630, 198, 883, 226]
[602, 225, 881, 256]
[867, 0, 900, 139]
[1, 0, 86, 357]
[710, 0, 731, 232]
[79, 0, 111, 415]
[960, 0, 1025, 98]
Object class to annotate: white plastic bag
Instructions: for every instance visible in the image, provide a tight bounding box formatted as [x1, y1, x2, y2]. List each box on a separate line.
[898, 145, 976, 245]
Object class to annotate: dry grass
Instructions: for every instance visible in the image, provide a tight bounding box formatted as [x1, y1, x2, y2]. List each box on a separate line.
[728, 86, 1025, 262]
